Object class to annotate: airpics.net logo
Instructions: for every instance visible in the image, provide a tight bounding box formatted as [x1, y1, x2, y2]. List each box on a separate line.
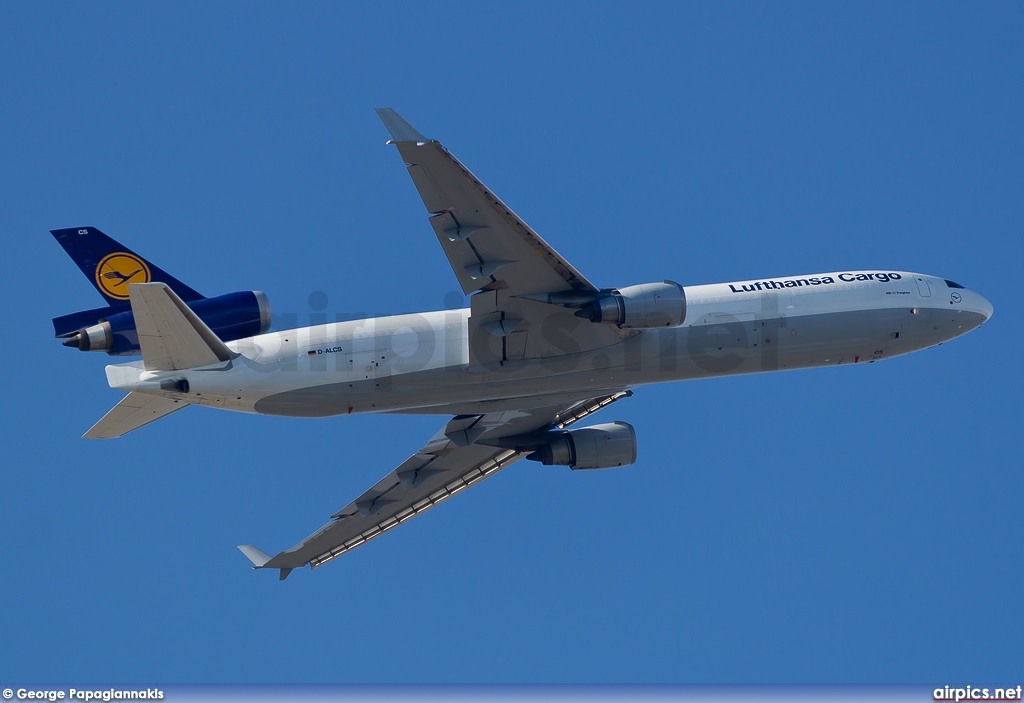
[934, 684, 1023, 701]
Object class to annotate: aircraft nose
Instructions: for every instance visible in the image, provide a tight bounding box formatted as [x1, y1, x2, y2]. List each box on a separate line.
[974, 292, 994, 321]
[949, 289, 992, 335]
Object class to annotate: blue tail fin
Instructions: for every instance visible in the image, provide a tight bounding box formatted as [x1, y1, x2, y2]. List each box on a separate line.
[51, 227, 204, 306]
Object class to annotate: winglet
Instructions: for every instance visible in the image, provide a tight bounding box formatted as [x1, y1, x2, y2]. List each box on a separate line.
[238, 545, 294, 580]
[375, 108, 428, 143]
[238, 544, 273, 568]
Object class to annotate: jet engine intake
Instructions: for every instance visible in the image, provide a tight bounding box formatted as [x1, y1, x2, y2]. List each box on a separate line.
[526, 421, 637, 470]
[576, 281, 685, 328]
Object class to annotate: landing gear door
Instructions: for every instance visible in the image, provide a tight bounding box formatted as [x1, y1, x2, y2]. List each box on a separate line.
[915, 276, 931, 297]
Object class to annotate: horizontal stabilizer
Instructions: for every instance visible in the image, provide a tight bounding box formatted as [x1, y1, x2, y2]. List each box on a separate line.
[84, 392, 187, 439]
[129, 282, 237, 371]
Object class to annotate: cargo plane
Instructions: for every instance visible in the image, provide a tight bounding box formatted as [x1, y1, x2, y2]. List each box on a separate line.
[51, 109, 992, 579]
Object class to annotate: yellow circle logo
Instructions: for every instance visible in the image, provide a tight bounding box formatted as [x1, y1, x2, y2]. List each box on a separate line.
[95, 252, 152, 300]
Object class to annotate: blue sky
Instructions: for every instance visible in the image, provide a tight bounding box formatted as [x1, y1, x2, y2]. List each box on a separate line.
[1, 2, 1021, 684]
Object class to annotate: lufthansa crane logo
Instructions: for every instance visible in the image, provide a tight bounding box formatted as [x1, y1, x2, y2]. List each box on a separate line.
[95, 252, 151, 300]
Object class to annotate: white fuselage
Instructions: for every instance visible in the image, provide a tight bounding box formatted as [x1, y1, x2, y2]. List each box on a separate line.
[104, 270, 992, 418]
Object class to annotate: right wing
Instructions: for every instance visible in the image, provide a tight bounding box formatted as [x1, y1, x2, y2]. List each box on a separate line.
[376, 108, 631, 368]
[239, 391, 631, 580]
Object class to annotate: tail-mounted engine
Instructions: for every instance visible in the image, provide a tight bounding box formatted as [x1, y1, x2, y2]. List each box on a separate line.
[55, 290, 272, 355]
[526, 421, 637, 470]
[575, 281, 686, 328]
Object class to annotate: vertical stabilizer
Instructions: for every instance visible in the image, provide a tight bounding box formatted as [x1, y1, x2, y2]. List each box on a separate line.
[51, 227, 204, 305]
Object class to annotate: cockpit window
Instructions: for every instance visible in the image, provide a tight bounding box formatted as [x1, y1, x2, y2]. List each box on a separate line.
[945, 280, 965, 289]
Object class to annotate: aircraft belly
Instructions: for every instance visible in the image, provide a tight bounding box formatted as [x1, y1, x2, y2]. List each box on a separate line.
[250, 369, 613, 418]
[250, 374, 435, 417]
[247, 306, 985, 419]
[664, 307, 911, 377]
[905, 307, 988, 351]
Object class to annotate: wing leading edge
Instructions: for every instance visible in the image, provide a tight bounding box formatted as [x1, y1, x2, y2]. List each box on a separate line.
[239, 391, 632, 580]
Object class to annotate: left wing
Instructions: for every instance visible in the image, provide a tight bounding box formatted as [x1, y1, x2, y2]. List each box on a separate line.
[376, 108, 631, 368]
[239, 391, 631, 579]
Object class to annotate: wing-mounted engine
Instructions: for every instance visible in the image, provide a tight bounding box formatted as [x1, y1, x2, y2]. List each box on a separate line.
[574, 281, 686, 328]
[526, 421, 637, 470]
[54, 290, 272, 355]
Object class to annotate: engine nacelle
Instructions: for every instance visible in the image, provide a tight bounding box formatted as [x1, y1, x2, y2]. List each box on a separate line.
[527, 421, 637, 470]
[576, 281, 686, 328]
[61, 290, 272, 355]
